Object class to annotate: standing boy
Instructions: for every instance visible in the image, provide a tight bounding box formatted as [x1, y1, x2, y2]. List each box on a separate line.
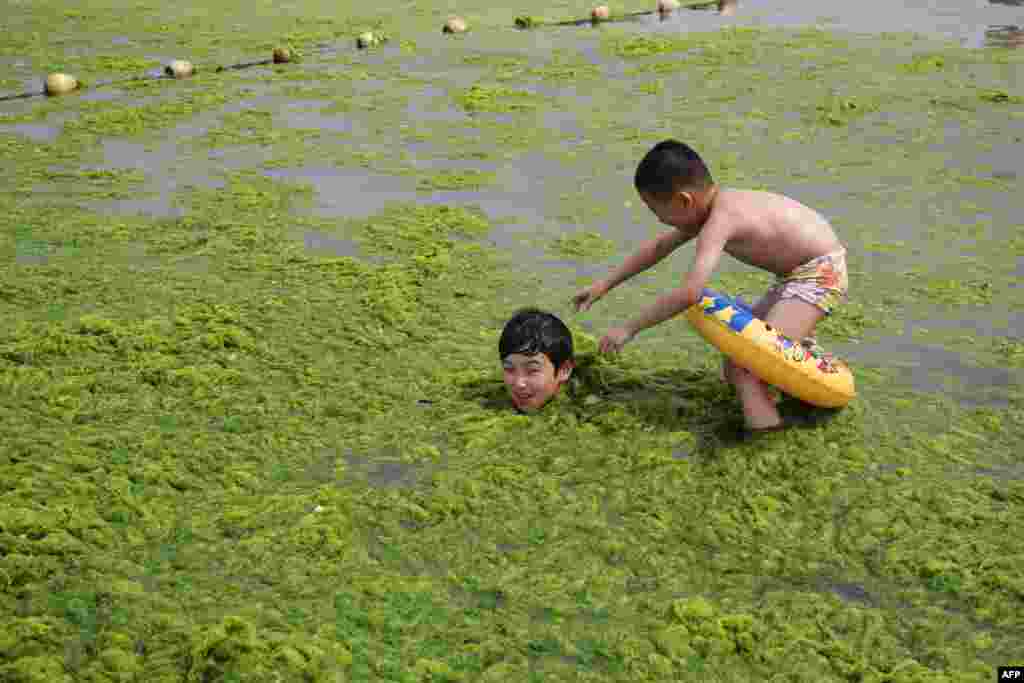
[571, 140, 848, 431]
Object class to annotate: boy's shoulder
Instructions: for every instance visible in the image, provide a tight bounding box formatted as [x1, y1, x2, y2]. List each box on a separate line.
[702, 189, 787, 239]
[713, 188, 792, 216]
[717, 187, 784, 203]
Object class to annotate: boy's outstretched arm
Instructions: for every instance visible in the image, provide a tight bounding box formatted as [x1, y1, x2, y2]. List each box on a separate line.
[602, 229, 693, 293]
[577, 230, 694, 321]
[623, 231, 726, 336]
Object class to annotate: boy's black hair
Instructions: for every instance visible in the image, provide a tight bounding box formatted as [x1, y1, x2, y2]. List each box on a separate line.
[634, 139, 714, 197]
[499, 308, 574, 369]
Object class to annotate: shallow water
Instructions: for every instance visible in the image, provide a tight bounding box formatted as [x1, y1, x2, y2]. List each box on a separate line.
[265, 166, 420, 217]
[0, 121, 62, 141]
[837, 338, 1021, 407]
[627, 0, 1024, 49]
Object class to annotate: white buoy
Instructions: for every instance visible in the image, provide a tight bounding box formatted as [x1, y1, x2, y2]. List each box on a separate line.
[45, 73, 78, 95]
[443, 16, 468, 33]
[165, 60, 194, 78]
[657, 0, 680, 12]
[718, 0, 737, 14]
[591, 5, 610, 20]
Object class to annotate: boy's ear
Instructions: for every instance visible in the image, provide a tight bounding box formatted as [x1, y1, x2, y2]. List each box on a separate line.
[556, 360, 575, 383]
[676, 189, 695, 208]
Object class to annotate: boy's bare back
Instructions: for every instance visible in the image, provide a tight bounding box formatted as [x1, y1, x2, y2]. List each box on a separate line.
[702, 189, 843, 276]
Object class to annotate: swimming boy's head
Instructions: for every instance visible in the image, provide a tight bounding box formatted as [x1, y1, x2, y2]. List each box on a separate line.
[499, 308, 574, 413]
[635, 139, 716, 230]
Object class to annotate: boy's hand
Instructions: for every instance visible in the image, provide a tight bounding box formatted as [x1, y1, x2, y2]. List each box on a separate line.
[571, 281, 608, 313]
[599, 326, 635, 355]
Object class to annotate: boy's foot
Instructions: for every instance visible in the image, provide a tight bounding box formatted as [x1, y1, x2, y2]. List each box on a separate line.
[745, 419, 789, 434]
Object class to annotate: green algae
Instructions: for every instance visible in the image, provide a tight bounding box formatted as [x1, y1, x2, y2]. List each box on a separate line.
[63, 88, 232, 140]
[993, 338, 1024, 366]
[911, 277, 996, 306]
[78, 55, 162, 77]
[354, 203, 491, 255]
[636, 79, 665, 95]
[526, 54, 602, 83]
[514, 16, 544, 29]
[460, 52, 528, 69]
[417, 170, 495, 192]
[901, 53, 948, 74]
[547, 231, 617, 259]
[198, 109, 290, 148]
[606, 34, 698, 59]
[814, 91, 879, 126]
[2, 5, 1024, 682]
[606, 26, 768, 67]
[456, 84, 544, 114]
[978, 88, 1022, 104]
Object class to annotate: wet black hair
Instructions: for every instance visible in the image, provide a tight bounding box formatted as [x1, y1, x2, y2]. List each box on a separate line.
[634, 139, 714, 197]
[499, 308, 574, 370]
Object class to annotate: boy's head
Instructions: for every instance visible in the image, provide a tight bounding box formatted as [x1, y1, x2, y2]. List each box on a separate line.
[634, 140, 716, 229]
[499, 308, 574, 413]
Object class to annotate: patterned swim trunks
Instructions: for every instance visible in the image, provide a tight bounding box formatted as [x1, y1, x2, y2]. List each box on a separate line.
[766, 248, 849, 316]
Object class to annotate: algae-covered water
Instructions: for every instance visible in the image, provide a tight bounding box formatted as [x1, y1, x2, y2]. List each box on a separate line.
[2, 0, 1023, 681]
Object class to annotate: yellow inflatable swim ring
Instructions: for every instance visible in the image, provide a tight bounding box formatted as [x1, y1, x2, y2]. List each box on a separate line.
[685, 288, 855, 408]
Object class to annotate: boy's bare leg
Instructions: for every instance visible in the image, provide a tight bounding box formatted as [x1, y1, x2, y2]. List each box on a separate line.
[720, 292, 780, 382]
[727, 297, 826, 430]
[725, 359, 781, 428]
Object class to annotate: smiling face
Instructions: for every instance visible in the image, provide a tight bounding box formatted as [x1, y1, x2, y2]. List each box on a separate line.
[502, 352, 573, 413]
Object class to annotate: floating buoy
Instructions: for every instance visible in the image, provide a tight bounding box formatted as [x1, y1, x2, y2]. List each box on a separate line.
[272, 46, 293, 63]
[657, 0, 680, 12]
[44, 73, 78, 95]
[591, 5, 610, 20]
[443, 16, 468, 33]
[356, 31, 378, 48]
[165, 60, 194, 78]
[718, 0, 737, 14]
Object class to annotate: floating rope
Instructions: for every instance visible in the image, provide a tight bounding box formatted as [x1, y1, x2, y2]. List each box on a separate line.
[0, 3, 727, 104]
[0, 42, 322, 103]
[515, 1, 718, 28]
